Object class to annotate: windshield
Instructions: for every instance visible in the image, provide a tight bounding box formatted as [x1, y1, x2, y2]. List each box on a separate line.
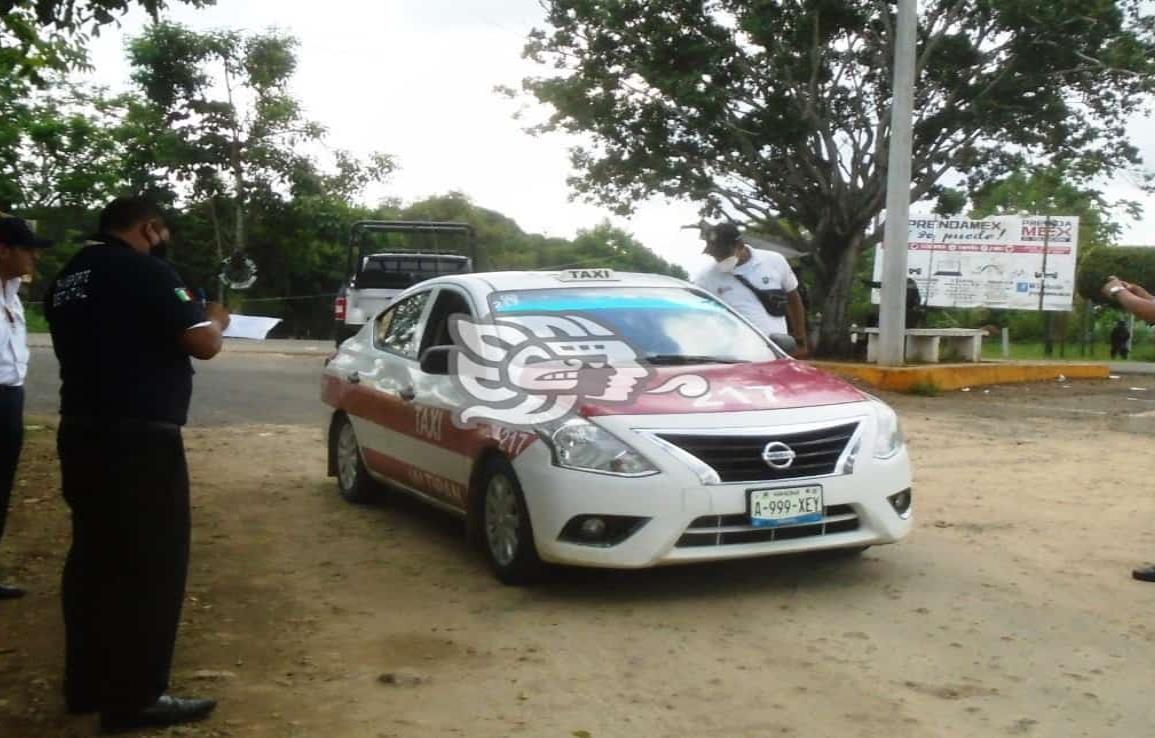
[355, 255, 471, 290]
[488, 286, 780, 364]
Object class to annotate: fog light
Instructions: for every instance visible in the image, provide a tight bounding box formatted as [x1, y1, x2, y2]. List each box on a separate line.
[559, 515, 650, 547]
[580, 517, 607, 540]
[888, 489, 913, 518]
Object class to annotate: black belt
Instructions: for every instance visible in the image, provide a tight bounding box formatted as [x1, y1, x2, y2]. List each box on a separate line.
[60, 416, 181, 433]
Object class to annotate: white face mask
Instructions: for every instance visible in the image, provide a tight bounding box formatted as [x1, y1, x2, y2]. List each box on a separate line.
[716, 255, 739, 273]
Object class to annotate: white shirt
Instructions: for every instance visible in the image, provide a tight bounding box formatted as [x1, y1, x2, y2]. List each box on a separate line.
[0, 278, 28, 387]
[695, 247, 799, 336]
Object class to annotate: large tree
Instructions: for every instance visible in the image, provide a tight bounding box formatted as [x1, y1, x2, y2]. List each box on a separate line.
[125, 23, 395, 300]
[0, 80, 129, 209]
[126, 23, 327, 258]
[1, 0, 211, 80]
[517, 0, 1155, 353]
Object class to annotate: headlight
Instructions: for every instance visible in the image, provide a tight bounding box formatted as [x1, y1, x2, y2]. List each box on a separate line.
[541, 418, 659, 476]
[873, 401, 905, 459]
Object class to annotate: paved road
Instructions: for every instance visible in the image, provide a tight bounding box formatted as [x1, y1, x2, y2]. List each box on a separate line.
[25, 347, 326, 427]
[22, 333, 1155, 429]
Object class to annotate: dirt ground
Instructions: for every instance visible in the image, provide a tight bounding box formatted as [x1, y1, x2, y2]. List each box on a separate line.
[2, 380, 1155, 738]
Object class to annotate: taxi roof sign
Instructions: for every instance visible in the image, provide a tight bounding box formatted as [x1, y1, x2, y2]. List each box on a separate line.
[556, 268, 619, 282]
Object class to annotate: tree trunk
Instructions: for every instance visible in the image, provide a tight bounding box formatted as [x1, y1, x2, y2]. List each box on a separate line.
[816, 235, 864, 358]
[232, 149, 245, 254]
[222, 58, 246, 256]
[208, 198, 226, 302]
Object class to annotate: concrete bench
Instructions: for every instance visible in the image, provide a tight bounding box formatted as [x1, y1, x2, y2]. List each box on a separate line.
[853, 327, 987, 363]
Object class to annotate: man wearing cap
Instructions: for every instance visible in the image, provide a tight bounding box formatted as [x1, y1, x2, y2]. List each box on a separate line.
[0, 216, 52, 600]
[696, 222, 811, 357]
[46, 197, 229, 733]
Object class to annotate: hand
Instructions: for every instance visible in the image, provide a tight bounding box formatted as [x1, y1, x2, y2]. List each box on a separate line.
[205, 302, 231, 331]
[1102, 276, 1127, 300]
[1127, 282, 1154, 301]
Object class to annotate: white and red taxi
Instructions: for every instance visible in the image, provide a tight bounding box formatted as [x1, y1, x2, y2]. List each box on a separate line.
[322, 269, 912, 584]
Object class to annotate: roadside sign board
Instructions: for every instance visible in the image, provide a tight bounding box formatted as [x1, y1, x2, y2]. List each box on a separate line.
[872, 215, 1080, 311]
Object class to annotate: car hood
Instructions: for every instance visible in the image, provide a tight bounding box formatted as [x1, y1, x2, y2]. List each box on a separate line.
[578, 360, 866, 417]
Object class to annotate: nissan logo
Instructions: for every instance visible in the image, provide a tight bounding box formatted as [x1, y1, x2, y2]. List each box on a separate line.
[761, 441, 796, 470]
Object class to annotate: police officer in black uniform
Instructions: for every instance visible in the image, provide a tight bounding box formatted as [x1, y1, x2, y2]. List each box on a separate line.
[45, 197, 231, 734]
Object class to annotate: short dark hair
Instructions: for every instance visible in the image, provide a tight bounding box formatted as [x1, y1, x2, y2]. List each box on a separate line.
[98, 197, 166, 234]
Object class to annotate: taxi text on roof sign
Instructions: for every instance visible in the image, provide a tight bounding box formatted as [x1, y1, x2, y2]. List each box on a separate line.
[556, 268, 619, 282]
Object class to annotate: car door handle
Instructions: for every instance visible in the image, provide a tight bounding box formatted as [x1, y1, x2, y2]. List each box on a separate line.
[399, 387, 416, 402]
[346, 372, 361, 384]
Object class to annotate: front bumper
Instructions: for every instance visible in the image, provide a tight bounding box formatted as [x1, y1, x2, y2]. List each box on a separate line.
[514, 440, 913, 569]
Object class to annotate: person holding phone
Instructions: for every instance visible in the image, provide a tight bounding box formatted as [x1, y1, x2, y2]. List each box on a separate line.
[1102, 274, 1155, 582]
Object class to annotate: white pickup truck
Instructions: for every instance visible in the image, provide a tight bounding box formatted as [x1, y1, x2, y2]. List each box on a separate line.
[334, 220, 477, 345]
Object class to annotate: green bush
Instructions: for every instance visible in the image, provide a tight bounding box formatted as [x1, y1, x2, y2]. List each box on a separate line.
[24, 303, 48, 333]
[1076, 246, 1155, 303]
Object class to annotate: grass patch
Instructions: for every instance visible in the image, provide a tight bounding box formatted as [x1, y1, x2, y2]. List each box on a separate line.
[979, 340, 1146, 361]
[24, 303, 48, 333]
[908, 380, 942, 397]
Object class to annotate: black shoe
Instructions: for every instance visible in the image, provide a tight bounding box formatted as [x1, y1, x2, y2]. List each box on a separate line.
[1133, 564, 1155, 582]
[0, 583, 24, 599]
[100, 695, 217, 734]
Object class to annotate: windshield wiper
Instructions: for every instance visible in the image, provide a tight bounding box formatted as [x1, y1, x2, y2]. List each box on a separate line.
[643, 354, 744, 365]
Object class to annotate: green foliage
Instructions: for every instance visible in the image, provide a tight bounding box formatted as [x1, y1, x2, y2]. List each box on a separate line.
[908, 381, 942, 398]
[1, 1, 210, 82]
[23, 301, 48, 333]
[1, 21, 687, 339]
[1077, 246, 1155, 303]
[969, 167, 1129, 256]
[124, 23, 336, 245]
[0, 79, 130, 209]
[395, 192, 686, 278]
[518, 0, 1155, 353]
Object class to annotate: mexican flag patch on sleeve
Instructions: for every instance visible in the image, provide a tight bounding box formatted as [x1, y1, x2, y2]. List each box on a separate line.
[174, 287, 193, 303]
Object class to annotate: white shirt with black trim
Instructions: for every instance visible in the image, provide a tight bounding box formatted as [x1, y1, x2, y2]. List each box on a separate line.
[695, 248, 799, 336]
[0, 277, 29, 387]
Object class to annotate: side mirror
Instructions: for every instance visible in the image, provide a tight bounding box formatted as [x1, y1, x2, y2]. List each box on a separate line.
[770, 334, 798, 356]
[419, 345, 452, 375]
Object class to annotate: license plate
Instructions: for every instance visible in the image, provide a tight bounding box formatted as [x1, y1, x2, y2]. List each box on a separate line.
[749, 486, 824, 528]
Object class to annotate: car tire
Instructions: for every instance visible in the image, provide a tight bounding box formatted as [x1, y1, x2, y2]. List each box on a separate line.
[333, 415, 383, 504]
[477, 457, 545, 586]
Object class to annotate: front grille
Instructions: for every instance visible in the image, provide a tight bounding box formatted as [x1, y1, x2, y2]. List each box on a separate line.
[675, 505, 859, 547]
[656, 422, 859, 483]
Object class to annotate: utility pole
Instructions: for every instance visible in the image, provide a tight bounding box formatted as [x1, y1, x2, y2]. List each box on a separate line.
[1039, 214, 1053, 357]
[878, 0, 918, 366]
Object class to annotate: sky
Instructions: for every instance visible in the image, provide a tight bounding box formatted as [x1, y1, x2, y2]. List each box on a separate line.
[80, 0, 1155, 277]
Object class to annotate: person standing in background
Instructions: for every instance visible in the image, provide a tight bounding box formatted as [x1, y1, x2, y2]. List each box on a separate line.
[0, 216, 52, 600]
[46, 197, 230, 732]
[695, 222, 811, 357]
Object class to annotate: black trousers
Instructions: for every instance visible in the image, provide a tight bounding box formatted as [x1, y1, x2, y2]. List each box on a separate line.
[0, 385, 25, 552]
[58, 418, 190, 714]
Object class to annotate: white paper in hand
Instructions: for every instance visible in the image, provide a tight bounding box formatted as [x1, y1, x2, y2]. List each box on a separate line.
[222, 314, 281, 340]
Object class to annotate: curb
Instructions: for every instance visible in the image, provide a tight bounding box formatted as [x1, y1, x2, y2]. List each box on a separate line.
[811, 360, 1112, 393]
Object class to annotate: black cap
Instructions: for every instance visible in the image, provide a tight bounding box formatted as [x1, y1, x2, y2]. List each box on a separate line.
[704, 222, 741, 254]
[0, 217, 53, 249]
